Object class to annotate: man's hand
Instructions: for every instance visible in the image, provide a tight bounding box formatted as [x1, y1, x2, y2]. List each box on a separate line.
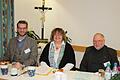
[12, 62, 23, 69]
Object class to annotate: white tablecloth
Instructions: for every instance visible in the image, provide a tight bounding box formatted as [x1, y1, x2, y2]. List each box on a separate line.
[0, 66, 104, 80]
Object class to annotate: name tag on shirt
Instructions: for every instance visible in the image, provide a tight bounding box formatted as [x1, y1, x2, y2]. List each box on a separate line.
[24, 48, 31, 54]
[104, 61, 110, 67]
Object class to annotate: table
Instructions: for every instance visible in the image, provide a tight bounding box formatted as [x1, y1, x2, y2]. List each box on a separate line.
[0, 66, 104, 80]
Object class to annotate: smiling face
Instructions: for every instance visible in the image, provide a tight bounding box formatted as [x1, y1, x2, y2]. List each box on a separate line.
[53, 31, 63, 43]
[17, 23, 28, 37]
[50, 28, 66, 43]
[93, 33, 105, 50]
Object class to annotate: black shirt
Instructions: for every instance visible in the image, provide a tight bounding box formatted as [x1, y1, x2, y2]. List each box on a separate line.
[80, 45, 119, 72]
[39, 42, 76, 70]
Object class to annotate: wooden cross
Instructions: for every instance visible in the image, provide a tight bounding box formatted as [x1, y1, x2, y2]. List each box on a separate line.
[35, 0, 52, 39]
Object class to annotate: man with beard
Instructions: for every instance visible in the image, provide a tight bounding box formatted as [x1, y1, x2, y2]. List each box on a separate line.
[4, 20, 38, 69]
[80, 33, 119, 72]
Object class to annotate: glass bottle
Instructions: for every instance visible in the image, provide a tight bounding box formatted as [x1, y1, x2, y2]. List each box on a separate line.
[112, 63, 118, 77]
[105, 63, 112, 80]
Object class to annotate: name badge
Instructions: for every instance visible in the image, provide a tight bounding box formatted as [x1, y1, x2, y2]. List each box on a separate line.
[24, 48, 31, 54]
[104, 61, 110, 67]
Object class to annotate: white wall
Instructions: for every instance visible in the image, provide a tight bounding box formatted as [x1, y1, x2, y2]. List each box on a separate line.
[14, 0, 120, 50]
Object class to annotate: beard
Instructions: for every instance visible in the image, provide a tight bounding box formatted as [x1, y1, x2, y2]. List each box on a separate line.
[94, 45, 104, 50]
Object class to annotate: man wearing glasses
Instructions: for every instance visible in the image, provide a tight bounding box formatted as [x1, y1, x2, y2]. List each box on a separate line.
[80, 33, 119, 72]
[4, 20, 38, 69]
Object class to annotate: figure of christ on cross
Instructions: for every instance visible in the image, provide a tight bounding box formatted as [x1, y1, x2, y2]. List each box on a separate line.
[35, 0, 52, 41]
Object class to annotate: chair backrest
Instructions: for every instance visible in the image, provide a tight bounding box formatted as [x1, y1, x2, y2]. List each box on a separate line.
[72, 45, 120, 57]
[72, 45, 120, 68]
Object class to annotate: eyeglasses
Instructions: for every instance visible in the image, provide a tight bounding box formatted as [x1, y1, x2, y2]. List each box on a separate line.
[93, 40, 104, 43]
[18, 27, 27, 30]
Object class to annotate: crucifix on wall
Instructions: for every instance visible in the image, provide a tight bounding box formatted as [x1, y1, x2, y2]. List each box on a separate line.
[35, 0, 52, 42]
